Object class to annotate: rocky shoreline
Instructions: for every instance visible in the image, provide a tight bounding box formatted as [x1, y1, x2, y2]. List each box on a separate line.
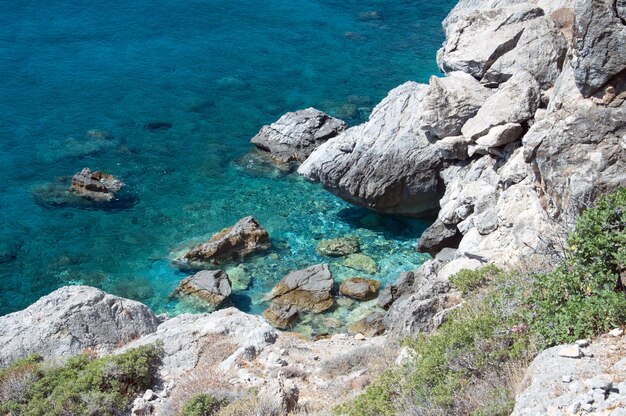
[1, 0, 625, 414]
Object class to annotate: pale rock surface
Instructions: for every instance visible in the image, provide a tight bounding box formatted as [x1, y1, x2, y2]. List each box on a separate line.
[176, 270, 232, 307]
[250, 107, 347, 170]
[462, 71, 541, 140]
[0, 286, 160, 368]
[266, 264, 334, 313]
[299, 82, 443, 216]
[418, 71, 492, 139]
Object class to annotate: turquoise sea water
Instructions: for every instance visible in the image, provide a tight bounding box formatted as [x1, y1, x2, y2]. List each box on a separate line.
[0, 0, 455, 333]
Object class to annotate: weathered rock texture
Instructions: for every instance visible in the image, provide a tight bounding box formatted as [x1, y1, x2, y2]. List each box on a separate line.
[299, 82, 444, 216]
[250, 108, 347, 171]
[316, 237, 360, 257]
[339, 277, 380, 301]
[0, 286, 160, 367]
[70, 167, 124, 202]
[266, 264, 334, 313]
[181, 216, 270, 265]
[176, 270, 232, 307]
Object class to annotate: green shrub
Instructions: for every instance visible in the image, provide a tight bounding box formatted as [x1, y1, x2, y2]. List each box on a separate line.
[450, 264, 500, 294]
[530, 188, 626, 344]
[0, 343, 162, 416]
[180, 393, 224, 416]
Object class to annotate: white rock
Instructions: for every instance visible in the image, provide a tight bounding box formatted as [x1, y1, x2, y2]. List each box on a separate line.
[557, 345, 582, 358]
[608, 328, 624, 337]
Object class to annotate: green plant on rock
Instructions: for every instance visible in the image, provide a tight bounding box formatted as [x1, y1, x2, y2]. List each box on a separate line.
[179, 393, 225, 416]
[0, 343, 162, 416]
[530, 188, 626, 344]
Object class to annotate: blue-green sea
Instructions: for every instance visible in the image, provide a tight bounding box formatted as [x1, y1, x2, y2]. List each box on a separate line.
[0, 0, 455, 333]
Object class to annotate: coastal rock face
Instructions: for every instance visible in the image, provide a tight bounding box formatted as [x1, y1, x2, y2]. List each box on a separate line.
[70, 167, 124, 202]
[176, 270, 232, 307]
[572, 0, 626, 97]
[418, 72, 492, 139]
[262, 303, 300, 329]
[120, 308, 277, 378]
[299, 82, 443, 216]
[267, 264, 334, 313]
[250, 108, 347, 171]
[181, 216, 270, 265]
[339, 277, 380, 300]
[0, 286, 160, 368]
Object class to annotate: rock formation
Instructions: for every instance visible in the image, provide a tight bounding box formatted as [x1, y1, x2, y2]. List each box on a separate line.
[70, 167, 124, 202]
[176, 270, 232, 307]
[0, 286, 160, 367]
[265, 264, 334, 314]
[316, 237, 360, 257]
[181, 216, 270, 266]
[250, 108, 346, 171]
[339, 277, 380, 300]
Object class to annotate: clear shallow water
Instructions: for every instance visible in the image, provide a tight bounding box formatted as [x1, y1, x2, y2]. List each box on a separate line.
[0, 0, 455, 332]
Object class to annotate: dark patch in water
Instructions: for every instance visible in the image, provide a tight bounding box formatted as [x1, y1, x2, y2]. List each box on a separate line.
[144, 121, 173, 132]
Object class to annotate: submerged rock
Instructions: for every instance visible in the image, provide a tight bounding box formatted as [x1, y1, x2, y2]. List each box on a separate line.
[267, 264, 334, 313]
[0, 286, 160, 367]
[343, 253, 378, 275]
[339, 277, 380, 300]
[181, 216, 270, 266]
[144, 121, 173, 132]
[262, 303, 300, 330]
[176, 270, 232, 307]
[70, 167, 124, 202]
[316, 237, 360, 257]
[250, 108, 347, 171]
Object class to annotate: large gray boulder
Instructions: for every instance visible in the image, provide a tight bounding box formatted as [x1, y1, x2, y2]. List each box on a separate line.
[176, 270, 232, 307]
[0, 286, 160, 368]
[572, 0, 626, 97]
[181, 216, 270, 266]
[418, 72, 492, 139]
[250, 108, 347, 171]
[299, 82, 443, 216]
[266, 264, 334, 314]
[461, 71, 541, 140]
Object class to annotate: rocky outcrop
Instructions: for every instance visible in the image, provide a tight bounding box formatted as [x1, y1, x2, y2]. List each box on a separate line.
[250, 108, 347, 171]
[181, 216, 270, 266]
[348, 312, 386, 337]
[70, 167, 124, 202]
[299, 82, 444, 216]
[262, 303, 300, 329]
[339, 277, 380, 300]
[0, 286, 160, 368]
[572, 0, 626, 97]
[316, 237, 360, 257]
[266, 264, 334, 313]
[513, 332, 626, 415]
[176, 270, 232, 307]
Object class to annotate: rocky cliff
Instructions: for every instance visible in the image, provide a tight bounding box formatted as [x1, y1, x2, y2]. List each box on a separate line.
[1, 0, 625, 414]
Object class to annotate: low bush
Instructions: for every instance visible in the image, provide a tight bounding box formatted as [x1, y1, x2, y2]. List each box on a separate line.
[0, 343, 162, 416]
[179, 393, 224, 416]
[530, 188, 626, 344]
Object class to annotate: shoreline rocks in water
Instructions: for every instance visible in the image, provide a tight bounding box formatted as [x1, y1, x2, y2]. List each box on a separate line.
[339, 277, 380, 300]
[176, 270, 232, 307]
[316, 237, 360, 257]
[250, 108, 347, 171]
[181, 216, 270, 266]
[70, 167, 124, 202]
[343, 253, 378, 275]
[266, 264, 334, 314]
[262, 303, 300, 330]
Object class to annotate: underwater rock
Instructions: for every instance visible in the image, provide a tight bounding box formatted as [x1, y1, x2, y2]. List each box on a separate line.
[250, 108, 347, 171]
[316, 237, 360, 257]
[267, 264, 334, 313]
[70, 168, 125, 202]
[262, 303, 300, 330]
[343, 253, 378, 275]
[348, 312, 386, 337]
[339, 277, 380, 301]
[86, 129, 114, 140]
[181, 216, 270, 266]
[144, 121, 173, 132]
[176, 270, 232, 307]
[358, 11, 382, 21]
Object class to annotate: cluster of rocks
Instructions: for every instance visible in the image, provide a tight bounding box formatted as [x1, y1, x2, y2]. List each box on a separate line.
[513, 330, 626, 416]
[69, 167, 124, 202]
